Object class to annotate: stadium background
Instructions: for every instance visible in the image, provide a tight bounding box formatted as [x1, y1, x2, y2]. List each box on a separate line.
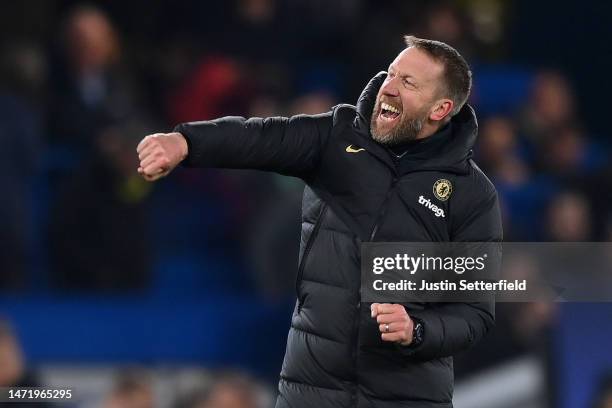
[1, 0, 612, 407]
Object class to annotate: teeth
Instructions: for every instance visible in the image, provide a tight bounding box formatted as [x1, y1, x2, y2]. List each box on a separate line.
[381, 102, 400, 114]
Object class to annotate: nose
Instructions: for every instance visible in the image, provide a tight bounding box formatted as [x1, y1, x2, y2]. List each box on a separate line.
[380, 76, 400, 98]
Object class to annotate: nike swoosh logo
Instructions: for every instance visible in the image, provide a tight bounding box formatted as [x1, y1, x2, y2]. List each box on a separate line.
[346, 145, 366, 153]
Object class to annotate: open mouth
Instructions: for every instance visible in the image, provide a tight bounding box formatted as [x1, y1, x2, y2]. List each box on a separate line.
[379, 102, 401, 122]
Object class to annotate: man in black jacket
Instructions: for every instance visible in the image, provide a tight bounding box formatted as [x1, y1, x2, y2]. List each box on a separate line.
[137, 36, 502, 408]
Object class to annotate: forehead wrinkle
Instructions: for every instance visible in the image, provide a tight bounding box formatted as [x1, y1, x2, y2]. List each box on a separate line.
[389, 64, 422, 87]
[399, 48, 445, 86]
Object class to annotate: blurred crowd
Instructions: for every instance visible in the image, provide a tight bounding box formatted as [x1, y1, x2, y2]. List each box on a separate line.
[8, 314, 610, 408]
[0, 319, 272, 408]
[2, 0, 608, 293]
[1, 0, 611, 407]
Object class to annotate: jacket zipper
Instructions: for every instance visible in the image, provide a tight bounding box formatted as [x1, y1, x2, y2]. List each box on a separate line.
[369, 177, 399, 241]
[347, 178, 399, 406]
[351, 258, 362, 406]
[296, 203, 328, 312]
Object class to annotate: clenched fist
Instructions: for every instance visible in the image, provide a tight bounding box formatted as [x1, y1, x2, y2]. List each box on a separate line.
[136, 132, 188, 181]
[371, 303, 414, 346]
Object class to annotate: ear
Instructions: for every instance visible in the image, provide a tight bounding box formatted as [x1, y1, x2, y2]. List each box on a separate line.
[429, 99, 454, 122]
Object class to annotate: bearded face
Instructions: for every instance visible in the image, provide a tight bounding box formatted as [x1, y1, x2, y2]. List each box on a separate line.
[368, 47, 453, 146]
[370, 93, 431, 146]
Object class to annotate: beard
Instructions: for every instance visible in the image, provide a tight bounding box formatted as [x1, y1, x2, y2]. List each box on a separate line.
[370, 99, 430, 146]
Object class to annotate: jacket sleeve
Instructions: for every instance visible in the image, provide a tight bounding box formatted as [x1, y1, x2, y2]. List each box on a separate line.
[400, 184, 503, 361]
[174, 112, 333, 179]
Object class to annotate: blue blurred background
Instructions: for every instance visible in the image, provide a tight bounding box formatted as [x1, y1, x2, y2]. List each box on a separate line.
[1, 0, 612, 407]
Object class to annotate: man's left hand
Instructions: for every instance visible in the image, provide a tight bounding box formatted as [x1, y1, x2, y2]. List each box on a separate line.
[371, 303, 414, 346]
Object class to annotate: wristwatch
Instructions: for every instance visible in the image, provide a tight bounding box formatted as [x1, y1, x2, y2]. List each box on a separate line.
[409, 318, 424, 348]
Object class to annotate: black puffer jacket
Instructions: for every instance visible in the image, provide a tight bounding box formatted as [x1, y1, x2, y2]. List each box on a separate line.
[176, 73, 502, 408]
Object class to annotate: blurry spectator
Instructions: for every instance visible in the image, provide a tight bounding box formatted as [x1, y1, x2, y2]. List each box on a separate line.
[542, 124, 586, 175]
[546, 191, 592, 241]
[102, 370, 154, 408]
[243, 89, 335, 298]
[538, 123, 605, 179]
[289, 90, 336, 115]
[48, 120, 153, 291]
[476, 116, 558, 240]
[455, 301, 556, 378]
[455, 255, 557, 378]
[47, 5, 142, 151]
[0, 320, 51, 407]
[477, 116, 516, 170]
[167, 57, 248, 124]
[282, 0, 361, 64]
[237, 0, 275, 25]
[175, 372, 269, 408]
[0, 45, 44, 289]
[247, 183, 302, 298]
[423, 3, 466, 42]
[350, 1, 408, 83]
[0, 320, 25, 387]
[519, 70, 577, 144]
[222, 0, 288, 62]
[464, 0, 507, 54]
[574, 162, 612, 240]
[0, 94, 39, 289]
[248, 95, 283, 117]
[417, 2, 477, 60]
[476, 115, 529, 186]
[592, 373, 612, 408]
[0, 43, 47, 101]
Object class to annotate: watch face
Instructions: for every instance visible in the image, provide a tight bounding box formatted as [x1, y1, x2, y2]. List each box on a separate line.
[414, 322, 424, 343]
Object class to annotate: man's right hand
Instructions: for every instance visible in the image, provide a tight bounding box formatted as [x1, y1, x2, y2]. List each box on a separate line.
[136, 132, 188, 181]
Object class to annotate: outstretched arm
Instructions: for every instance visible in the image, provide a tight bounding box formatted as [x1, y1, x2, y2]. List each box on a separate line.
[137, 112, 333, 181]
[137, 71, 386, 182]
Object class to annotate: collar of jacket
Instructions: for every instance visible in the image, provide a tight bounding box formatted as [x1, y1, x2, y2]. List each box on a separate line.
[352, 103, 478, 176]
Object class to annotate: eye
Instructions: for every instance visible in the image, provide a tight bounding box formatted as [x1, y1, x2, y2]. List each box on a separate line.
[403, 79, 415, 88]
